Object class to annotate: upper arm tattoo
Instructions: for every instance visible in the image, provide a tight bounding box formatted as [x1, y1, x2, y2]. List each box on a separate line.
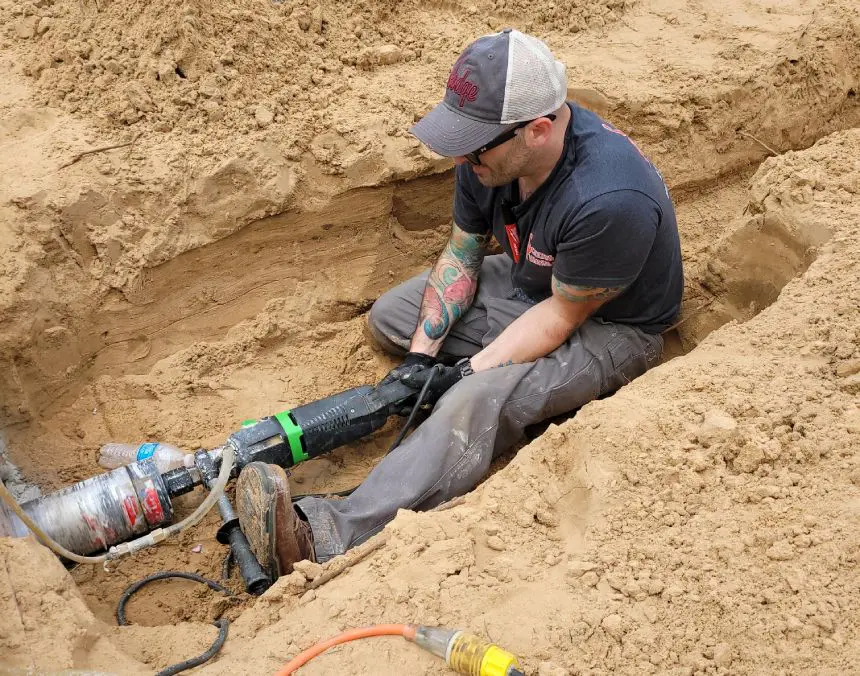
[420, 225, 489, 340]
[551, 276, 623, 304]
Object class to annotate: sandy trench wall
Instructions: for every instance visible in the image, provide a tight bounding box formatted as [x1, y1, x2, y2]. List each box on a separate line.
[0, 537, 150, 672]
[3, 128, 851, 675]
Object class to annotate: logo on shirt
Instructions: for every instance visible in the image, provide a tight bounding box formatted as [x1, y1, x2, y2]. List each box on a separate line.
[525, 233, 554, 267]
[602, 122, 646, 157]
[601, 122, 669, 198]
[447, 62, 479, 108]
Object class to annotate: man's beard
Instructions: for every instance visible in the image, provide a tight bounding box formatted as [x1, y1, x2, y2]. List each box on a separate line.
[474, 141, 531, 187]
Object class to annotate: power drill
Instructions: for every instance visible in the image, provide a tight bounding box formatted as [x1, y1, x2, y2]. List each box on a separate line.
[160, 378, 418, 493]
[3, 379, 421, 593]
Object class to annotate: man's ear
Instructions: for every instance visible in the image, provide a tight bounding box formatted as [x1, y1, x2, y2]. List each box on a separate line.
[524, 118, 554, 147]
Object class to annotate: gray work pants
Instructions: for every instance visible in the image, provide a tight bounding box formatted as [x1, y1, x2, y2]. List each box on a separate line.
[296, 255, 663, 561]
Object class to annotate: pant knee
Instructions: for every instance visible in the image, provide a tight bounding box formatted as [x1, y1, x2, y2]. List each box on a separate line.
[368, 296, 410, 355]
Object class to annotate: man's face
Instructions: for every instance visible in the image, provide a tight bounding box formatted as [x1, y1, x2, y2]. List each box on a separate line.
[456, 134, 532, 187]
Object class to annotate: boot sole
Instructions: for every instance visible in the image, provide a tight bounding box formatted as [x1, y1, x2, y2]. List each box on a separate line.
[236, 462, 281, 581]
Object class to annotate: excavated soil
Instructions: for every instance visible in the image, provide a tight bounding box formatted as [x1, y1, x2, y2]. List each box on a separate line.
[1, 0, 859, 673]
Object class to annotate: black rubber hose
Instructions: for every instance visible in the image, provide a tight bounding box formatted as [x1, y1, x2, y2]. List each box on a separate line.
[155, 619, 229, 676]
[116, 571, 232, 675]
[386, 368, 438, 452]
[222, 550, 233, 580]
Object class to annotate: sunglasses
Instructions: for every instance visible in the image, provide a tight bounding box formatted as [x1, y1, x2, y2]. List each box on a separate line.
[464, 114, 556, 166]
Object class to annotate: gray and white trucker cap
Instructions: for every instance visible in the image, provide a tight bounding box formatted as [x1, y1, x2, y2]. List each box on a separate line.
[410, 29, 567, 157]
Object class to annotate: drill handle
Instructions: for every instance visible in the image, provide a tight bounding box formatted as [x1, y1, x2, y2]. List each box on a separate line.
[289, 379, 420, 461]
[367, 379, 422, 414]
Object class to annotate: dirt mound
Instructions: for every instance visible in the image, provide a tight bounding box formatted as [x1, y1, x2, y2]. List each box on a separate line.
[5, 0, 632, 151]
[0, 537, 148, 672]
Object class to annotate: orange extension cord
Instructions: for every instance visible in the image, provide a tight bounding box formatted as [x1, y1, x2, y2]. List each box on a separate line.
[276, 624, 417, 675]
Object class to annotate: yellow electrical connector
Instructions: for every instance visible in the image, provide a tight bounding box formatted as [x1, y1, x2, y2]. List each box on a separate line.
[412, 626, 523, 676]
[480, 644, 521, 676]
[278, 623, 525, 675]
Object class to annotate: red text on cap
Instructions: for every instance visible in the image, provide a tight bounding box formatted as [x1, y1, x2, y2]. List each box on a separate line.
[447, 67, 479, 108]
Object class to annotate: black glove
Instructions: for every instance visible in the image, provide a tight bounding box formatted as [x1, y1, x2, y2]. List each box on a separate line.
[400, 358, 474, 407]
[378, 351, 438, 387]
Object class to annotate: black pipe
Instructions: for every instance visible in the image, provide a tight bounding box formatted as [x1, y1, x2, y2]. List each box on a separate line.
[162, 465, 198, 498]
[194, 451, 271, 595]
[214, 494, 271, 595]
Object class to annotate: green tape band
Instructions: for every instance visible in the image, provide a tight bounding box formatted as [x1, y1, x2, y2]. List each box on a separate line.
[274, 410, 307, 465]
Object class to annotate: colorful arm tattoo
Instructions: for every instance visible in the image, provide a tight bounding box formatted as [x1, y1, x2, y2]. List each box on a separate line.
[419, 225, 489, 341]
[551, 276, 624, 304]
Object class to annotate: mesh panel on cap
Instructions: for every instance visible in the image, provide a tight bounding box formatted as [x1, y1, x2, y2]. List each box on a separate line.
[501, 31, 567, 124]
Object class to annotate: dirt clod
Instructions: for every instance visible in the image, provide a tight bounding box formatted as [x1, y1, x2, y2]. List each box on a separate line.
[292, 559, 323, 581]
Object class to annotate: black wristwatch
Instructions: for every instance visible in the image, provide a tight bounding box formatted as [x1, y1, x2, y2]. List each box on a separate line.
[456, 357, 475, 378]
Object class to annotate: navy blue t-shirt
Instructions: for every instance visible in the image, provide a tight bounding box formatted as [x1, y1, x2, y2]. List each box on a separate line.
[453, 102, 683, 334]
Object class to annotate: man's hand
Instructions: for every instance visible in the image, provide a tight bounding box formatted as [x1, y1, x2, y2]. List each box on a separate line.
[400, 359, 473, 407]
[378, 351, 437, 387]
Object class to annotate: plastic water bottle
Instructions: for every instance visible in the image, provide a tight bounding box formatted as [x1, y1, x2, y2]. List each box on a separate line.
[98, 442, 194, 474]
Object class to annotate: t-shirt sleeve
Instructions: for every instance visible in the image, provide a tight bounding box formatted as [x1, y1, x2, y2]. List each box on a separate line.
[553, 190, 659, 289]
[452, 163, 492, 234]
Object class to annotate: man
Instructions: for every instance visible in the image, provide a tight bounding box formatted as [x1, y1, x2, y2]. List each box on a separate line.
[236, 29, 683, 577]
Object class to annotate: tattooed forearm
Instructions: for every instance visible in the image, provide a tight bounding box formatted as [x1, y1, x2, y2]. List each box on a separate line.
[551, 277, 623, 304]
[421, 242, 483, 338]
[415, 225, 489, 345]
[420, 284, 449, 339]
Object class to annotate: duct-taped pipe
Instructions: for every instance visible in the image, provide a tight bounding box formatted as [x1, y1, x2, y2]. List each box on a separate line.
[3, 461, 172, 556]
[0, 445, 234, 564]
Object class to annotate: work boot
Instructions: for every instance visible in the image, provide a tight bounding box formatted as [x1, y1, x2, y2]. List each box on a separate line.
[236, 462, 315, 580]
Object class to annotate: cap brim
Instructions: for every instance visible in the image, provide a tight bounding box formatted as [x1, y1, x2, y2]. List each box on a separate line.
[409, 102, 514, 157]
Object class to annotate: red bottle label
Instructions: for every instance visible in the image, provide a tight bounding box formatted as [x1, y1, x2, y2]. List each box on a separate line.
[141, 481, 165, 524]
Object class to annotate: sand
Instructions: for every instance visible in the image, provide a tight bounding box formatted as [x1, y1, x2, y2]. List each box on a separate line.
[0, 0, 858, 673]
